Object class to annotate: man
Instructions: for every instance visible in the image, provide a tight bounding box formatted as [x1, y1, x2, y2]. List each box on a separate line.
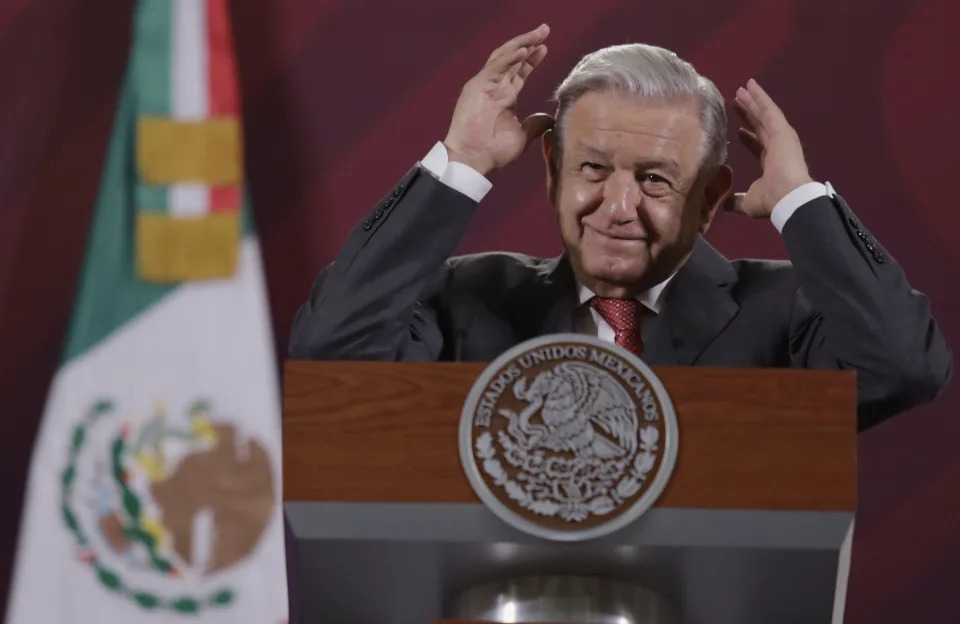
[289, 25, 951, 429]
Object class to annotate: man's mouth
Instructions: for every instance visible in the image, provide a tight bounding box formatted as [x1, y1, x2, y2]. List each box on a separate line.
[584, 224, 647, 243]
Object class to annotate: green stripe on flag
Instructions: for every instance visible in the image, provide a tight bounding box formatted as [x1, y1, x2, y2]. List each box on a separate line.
[135, 184, 169, 213]
[242, 194, 254, 237]
[62, 70, 176, 364]
[132, 0, 172, 117]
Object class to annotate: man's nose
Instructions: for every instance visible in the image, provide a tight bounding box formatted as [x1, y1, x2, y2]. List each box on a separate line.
[601, 172, 641, 224]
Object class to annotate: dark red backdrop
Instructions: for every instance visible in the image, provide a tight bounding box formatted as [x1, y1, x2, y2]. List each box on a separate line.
[1, 1, 958, 621]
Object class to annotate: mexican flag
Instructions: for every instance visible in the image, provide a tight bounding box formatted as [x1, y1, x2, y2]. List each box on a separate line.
[4, 1, 288, 622]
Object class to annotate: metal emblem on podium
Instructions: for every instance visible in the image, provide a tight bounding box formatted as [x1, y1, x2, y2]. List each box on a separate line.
[459, 334, 679, 541]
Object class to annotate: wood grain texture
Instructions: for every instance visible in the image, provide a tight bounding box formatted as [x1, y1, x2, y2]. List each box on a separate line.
[283, 361, 856, 511]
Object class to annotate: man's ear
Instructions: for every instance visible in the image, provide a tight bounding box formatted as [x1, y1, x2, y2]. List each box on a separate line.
[699, 164, 734, 234]
[542, 129, 559, 205]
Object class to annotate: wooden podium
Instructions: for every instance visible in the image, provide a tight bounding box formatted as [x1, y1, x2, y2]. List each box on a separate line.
[283, 361, 856, 624]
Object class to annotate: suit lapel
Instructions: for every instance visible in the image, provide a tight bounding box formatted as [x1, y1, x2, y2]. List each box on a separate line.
[642, 237, 740, 365]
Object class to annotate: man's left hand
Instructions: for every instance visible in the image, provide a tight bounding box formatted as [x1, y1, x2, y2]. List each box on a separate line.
[724, 79, 814, 218]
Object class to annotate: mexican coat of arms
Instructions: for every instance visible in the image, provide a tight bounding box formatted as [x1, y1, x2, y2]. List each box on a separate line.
[459, 334, 678, 541]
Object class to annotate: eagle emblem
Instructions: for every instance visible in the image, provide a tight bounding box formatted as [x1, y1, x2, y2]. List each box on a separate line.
[500, 362, 638, 459]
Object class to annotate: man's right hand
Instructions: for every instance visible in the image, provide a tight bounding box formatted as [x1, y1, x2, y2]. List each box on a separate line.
[443, 24, 554, 176]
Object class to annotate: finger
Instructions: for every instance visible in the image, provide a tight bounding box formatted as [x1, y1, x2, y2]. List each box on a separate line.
[732, 98, 765, 144]
[488, 24, 550, 67]
[516, 44, 548, 81]
[506, 44, 547, 85]
[488, 46, 531, 78]
[722, 192, 745, 214]
[520, 113, 555, 149]
[723, 193, 748, 214]
[731, 98, 756, 130]
[737, 127, 764, 160]
[505, 45, 536, 82]
[735, 88, 761, 124]
[745, 79, 787, 127]
[733, 89, 766, 139]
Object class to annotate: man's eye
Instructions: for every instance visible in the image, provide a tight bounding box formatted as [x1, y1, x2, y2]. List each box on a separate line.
[640, 173, 673, 197]
[580, 162, 605, 171]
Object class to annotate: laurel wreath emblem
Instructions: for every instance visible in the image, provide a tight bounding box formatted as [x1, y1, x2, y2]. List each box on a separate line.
[475, 424, 660, 523]
[60, 400, 235, 614]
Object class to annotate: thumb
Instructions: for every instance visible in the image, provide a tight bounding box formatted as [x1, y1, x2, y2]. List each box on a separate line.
[521, 113, 555, 150]
[723, 192, 746, 214]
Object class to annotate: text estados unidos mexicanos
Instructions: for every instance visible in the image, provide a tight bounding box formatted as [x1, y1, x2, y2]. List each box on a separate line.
[474, 346, 660, 426]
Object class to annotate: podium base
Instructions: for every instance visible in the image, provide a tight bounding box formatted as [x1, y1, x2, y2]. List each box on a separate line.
[447, 575, 680, 623]
[285, 501, 852, 624]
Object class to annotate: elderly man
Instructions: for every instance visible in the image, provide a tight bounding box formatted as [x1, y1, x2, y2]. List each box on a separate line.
[289, 25, 951, 429]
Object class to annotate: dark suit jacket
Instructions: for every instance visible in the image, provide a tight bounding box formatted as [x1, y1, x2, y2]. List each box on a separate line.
[290, 164, 952, 430]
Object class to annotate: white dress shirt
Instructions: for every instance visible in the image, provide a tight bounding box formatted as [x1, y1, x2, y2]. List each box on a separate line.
[419, 141, 836, 344]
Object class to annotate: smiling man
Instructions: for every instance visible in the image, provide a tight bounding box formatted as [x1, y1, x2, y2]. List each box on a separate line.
[289, 25, 951, 429]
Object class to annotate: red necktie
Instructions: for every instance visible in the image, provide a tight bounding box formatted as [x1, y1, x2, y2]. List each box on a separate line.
[590, 297, 644, 355]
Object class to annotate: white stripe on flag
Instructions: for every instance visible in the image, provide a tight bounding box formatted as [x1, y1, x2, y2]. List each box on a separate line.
[170, 183, 210, 218]
[171, 0, 207, 120]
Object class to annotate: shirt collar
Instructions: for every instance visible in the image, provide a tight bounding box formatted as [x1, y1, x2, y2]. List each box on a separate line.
[577, 273, 677, 314]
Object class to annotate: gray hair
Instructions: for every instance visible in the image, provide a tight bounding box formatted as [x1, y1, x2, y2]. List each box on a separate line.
[552, 44, 727, 170]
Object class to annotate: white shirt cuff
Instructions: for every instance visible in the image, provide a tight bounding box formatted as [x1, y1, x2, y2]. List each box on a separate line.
[419, 141, 492, 203]
[770, 181, 836, 232]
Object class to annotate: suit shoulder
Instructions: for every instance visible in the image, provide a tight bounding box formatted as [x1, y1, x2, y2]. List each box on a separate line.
[443, 251, 553, 281]
[424, 251, 553, 308]
[730, 258, 798, 294]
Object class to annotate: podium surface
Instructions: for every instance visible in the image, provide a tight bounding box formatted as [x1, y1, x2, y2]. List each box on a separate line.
[283, 361, 856, 624]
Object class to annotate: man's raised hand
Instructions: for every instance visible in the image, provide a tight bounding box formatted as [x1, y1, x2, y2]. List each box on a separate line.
[724, 79, 814, 218]
[443, 25, 555, 176]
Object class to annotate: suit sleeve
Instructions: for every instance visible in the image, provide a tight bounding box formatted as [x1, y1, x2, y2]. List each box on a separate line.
[288, 164, 479, 361]
[782, 194, 952, 429]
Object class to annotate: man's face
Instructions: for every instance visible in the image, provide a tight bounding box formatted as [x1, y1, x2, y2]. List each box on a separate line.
[544, 90, 730, 296]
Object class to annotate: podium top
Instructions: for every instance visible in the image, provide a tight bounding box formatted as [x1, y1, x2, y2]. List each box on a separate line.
[283, 361, 856, 512]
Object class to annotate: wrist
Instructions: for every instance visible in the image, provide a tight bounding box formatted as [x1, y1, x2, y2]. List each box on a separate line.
[442, 140, 493, 176]
[769, 175, 815, 213]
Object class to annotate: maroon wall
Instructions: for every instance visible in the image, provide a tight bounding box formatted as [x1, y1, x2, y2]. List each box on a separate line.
[1, 1, 958, 621]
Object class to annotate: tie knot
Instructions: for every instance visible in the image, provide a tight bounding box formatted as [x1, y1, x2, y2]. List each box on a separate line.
[590, 297, 643, 334]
